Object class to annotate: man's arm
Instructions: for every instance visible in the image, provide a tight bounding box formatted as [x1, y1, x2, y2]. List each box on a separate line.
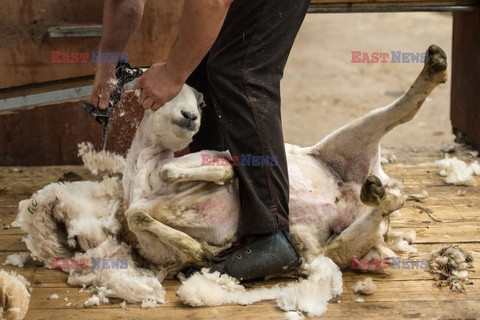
[91, 0, 146, 109]
[135, 0, 233, 110]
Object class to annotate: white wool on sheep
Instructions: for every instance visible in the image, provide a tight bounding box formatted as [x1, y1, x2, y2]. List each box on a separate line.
[435, 156, 480, 185]
[49, 293, 59, 300]
[0, 269, 31, 320]
[77, 142, 125, 175]
[352, 278, 376, 295]
[15, 177, 123, 265]
[177, 255, 342, 318]
[3, 253, 30, 268]
[67, 238, 166, 305]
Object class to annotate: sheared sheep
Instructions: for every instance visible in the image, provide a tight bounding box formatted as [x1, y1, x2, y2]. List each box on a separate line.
[12, 45, 448, 316]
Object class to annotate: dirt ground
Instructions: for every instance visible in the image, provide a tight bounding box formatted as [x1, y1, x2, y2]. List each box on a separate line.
[282, 12, 453, 148]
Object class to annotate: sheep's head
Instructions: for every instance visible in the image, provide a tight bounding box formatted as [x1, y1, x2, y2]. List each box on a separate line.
[144, 84, 203, 151]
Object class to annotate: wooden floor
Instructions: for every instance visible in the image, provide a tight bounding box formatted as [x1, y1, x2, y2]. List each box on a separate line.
[0, 147, 479, 319]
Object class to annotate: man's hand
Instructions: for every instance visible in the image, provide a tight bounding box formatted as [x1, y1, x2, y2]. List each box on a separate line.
[90, 62, 116, 109]
[90, 0, 145, 109]
[134, 62, 184, 111]
[134, 0, 232, 111]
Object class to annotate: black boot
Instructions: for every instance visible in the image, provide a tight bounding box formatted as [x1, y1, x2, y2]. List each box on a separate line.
[206, 229, 302, 281]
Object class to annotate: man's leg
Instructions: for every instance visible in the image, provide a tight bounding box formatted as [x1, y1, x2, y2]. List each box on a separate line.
[196, 0, 310, 280]
[207, 0, 310, 236]
[187, 55, 226, 153]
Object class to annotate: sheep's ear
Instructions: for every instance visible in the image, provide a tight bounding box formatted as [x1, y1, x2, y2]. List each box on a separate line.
[195, 92, 205, 108]
[193, 90, 205, 108]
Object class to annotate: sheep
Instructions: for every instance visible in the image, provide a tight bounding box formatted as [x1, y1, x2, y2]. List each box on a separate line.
[11, 45, 447, 316]
[122, 45, 447, 271]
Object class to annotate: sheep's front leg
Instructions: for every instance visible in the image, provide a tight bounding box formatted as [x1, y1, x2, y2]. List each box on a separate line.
[320, 176, 404, 268]
[126, 206, 210, 267]
[160, 151, 235, 184]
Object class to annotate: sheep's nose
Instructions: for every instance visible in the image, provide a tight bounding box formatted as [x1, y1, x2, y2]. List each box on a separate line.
[181, 110, 198, 121]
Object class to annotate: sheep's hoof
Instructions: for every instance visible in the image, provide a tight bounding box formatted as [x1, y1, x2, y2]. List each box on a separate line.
[177, 238, 211, 267]
[360, 175, 385, 207]
[361, 176, 404, 214]
[424, 45, 447, 83]
[160, 166, 181, 184]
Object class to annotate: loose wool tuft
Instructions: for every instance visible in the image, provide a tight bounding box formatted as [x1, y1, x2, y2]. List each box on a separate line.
[386, 230, 417, 254]
[15, 176, 123, 265]
[352, 278, 377, 295]
[0, 270, 31, 320]
[177, 256, 342, 318]
[67, 238, 166, 305]
[3, 253, 30, 268]
[284, 311, 306, 320]
[428, 244, 474, 292]
[435, 156, 480, 185]
[78, 142, 125, 175]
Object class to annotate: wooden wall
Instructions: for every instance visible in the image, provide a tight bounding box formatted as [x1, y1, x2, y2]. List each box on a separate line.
[0, 0, 183, 89]
[0, 0, 183, 165]
[0, 93, 143, 166]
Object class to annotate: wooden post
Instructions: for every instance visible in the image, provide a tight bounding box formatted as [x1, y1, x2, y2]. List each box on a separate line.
[451, 8, 480, 151]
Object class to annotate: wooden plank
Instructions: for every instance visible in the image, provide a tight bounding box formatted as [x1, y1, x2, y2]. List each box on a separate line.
[22, 300, 480, 320]
[0, 206, 19, 230]
[390, 223, 480, 243]
[22, 285, 480, 319]
[0, 242, 475, 290]
[0, 234, 28, 252]
[1, 149, 479, 319]
[24, 280, 480, 311]
[342, 242, 480, 280]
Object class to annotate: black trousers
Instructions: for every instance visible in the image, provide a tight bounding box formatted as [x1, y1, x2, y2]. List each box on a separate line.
[187, 0, 310, 236]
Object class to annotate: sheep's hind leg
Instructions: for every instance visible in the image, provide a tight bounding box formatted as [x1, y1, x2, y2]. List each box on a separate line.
[320, 176, 404, 268]
[126, 207, 210, 267]
[309, 45, 447, 184]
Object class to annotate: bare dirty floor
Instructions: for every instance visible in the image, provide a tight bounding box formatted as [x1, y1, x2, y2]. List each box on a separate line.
[0, 147, 479, 319]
